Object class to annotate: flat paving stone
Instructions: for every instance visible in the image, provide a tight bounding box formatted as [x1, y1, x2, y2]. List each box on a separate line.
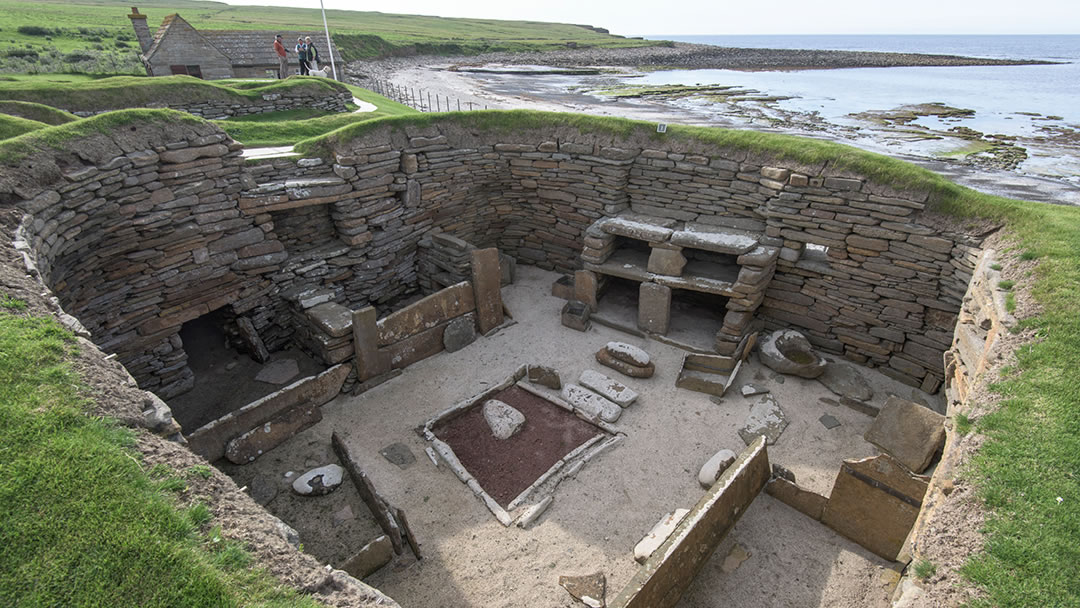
[292, 464, 344, 496]
[255, 358, 300, 385]
[738, 394, 788, 446]
[379, 443, 417, 469]
[819, 360, 874, 401]
[820, 414, 841, 429]
[561, 383, 622, 423]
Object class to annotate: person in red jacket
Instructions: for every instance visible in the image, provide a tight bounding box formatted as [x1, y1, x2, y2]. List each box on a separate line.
[273, 34, 289, 78]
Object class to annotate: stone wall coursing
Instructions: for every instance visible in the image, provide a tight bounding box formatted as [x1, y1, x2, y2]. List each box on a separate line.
[72, 90, 351, 120]
[7, 114, 982, 407]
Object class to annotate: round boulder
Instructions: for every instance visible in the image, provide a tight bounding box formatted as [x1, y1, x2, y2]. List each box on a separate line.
[758, 329, 827, 379]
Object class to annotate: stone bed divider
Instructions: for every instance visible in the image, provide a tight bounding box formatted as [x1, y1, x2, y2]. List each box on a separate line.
[608, 436, 770, 608]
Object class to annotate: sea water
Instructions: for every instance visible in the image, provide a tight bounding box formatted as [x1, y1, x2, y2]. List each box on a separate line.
[630, 35, 1080, 178]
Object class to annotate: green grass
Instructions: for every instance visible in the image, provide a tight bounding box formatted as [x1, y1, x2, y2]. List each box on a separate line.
[990, 262, 1003, 271]
[955, 412, 974, 436]
[0, 0, 661, 73]
[0, 108, 204, 164]
[998, 280, 1016, 290]
[914, 559, 938, 580]
[0, 99, 79, 124]
[0, 112, 46, 139]
[215, 80, 417, 147]
[1005, 292, 1017, 314]
[0, 311, 322, 607]
[0, 74, 349, 113]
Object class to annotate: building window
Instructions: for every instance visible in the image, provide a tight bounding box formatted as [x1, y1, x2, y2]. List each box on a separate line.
[168, 64, 203, 79]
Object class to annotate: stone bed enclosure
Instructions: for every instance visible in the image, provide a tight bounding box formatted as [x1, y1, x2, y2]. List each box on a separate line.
[2, 109, 1001, 605]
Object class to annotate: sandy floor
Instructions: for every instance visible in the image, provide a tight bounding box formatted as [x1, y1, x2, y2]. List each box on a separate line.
[224, 266, 941, 607]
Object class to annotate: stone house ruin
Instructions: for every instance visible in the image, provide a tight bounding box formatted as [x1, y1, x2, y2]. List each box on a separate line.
[127, 7, 343, 79]
[4, 110, 1006, 607]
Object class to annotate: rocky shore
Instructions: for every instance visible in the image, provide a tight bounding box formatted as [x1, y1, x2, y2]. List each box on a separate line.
[353, 41, 1053, 79]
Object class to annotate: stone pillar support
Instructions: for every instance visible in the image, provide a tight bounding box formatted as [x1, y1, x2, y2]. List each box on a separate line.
[574, 269, 599, 312]
[352, 306, 388, 381]
[638, 282, 672, 334]
[470, 248, 504, 334]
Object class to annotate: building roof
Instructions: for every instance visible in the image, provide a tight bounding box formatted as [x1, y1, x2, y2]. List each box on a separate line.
[200, 30, 344, 67]
[144, 13, 232, 66]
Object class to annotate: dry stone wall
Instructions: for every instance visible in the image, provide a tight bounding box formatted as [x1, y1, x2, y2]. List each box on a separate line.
[71, 89, 351, 120]
[6, 113, 981, 409]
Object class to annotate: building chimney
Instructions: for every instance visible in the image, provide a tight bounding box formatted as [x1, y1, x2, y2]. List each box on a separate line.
[128, 7, 152, 54]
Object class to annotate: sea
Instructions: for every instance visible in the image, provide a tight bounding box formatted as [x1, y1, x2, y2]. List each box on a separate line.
[635, 35, 1080, 179]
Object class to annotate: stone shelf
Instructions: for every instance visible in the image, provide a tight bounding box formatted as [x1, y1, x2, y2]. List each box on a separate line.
[585, 250, 739, 298]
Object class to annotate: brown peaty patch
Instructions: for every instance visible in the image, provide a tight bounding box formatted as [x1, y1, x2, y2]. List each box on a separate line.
[434, 384, 603, 508]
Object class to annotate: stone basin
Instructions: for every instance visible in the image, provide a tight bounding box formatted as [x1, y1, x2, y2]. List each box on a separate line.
[758, 329, 827, 379]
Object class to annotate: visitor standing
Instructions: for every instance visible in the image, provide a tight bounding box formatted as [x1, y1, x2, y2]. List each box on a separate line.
[296, 37, 309, 75]
[273, 34, 288, 78]
[305, 37, 320, 72]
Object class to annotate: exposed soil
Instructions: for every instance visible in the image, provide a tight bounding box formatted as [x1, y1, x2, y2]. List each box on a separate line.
[433, 384, 604, 507]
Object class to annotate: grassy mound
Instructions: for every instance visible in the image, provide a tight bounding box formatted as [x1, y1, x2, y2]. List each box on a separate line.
[0, 100, 78, 125]
[0, 307, 321, 607]
[216, 83, 416, 147]
[0, 113, 47, 139]
[0, 75, 349, 113]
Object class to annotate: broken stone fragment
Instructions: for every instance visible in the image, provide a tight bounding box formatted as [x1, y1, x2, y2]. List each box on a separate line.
[863, 396, 946, 473]
[561, 384, 622, 423]
[528, 364, 562, 390]
[758, 329, 827, 378]
[558, 572, 606, 608]
[740, 383, 769, 397]
[292, 464, 345, 496]
[698, 449, 737, 488]
[516, 496, 553, 529]
[634, 508, 690, 563]
[720, 543, 751, 573]
[483, 399, 526, 440]
[578, 369, 638, 407]
[738, 394, 789, 446]
[818, 360, 874, 401]
[341, 534, 393, 579]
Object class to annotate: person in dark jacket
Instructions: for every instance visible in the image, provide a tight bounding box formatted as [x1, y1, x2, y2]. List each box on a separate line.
[295, 37, 309, 75]
[305, 36, 320, 72]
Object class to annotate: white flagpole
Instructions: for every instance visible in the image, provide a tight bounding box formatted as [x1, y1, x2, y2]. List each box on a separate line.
[319, 0, 338, 80]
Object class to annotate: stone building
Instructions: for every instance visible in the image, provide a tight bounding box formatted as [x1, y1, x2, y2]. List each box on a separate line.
[128, 7, 343, 79]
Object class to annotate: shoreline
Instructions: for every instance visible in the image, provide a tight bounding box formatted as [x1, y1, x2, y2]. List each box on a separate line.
[345, 45, 1080, 206]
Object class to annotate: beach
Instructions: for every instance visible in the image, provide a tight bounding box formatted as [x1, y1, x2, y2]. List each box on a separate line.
[345, 39, 1080, 206]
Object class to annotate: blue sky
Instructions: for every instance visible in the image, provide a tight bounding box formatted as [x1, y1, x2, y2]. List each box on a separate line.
[222, 0, 1080, 36]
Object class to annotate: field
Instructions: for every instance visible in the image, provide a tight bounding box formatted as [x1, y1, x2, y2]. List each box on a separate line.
[0, 0, 658, 74]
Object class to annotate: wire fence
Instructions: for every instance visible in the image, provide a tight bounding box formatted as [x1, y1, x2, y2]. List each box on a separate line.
[366, 78, 489, 113]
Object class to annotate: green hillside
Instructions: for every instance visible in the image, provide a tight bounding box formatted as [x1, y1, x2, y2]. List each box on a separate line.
[0, 0, 658, 74]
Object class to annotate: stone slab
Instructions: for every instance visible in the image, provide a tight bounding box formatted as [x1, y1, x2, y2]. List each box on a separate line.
[765, 477, 828, 521]
[819, 360, 874, 401]
[574, 270, 599, 312]
[820, 414, 841, 429]
[187, 363, 350, 462]
[353, 306, 389, 382]
[224, 401, 322, 464]
[601, 216, 674, 242]
[638, 282, 671, 334]
[332, 432, 404, 554]
[647, 247, 687, 276]
[604, 341, 651, 367]
[634, 509, 691, 564]
[864, 396, 946, 473]
[561, 383, 622, 423]
[738, 394, 788, 446]
[578, 369, 638, 407]
[528, 365, 562, 390]
[821, 453, 929, 560]
[255, 358, 299, 385]
[596, 349, 655, 378]
[562, 300, 591, 332]
[559, 572, 606, 608]
[306, 302, 354, 338]
[671, 228, 758, 255]
[379, 442, 416, 469]
[551, 275, 575, 300]
[376, 281, 475, 346]
[609, 437, 769, 608]
[471, 248, 504, 334]
[383, 322, 446, 371]
[341, 535, 393, 579]
[442, 313, 477, 353]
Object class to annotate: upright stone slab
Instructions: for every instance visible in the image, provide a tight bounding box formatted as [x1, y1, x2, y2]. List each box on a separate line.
[471, 248, 504, 334]
[821, 453, 929, 560]
[352, 306, 389, 381]
[224, 402, 322, 464]
[638, 282, 671, 334]
[608, 437, 770, 608]
[574, 269, 599, 312]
